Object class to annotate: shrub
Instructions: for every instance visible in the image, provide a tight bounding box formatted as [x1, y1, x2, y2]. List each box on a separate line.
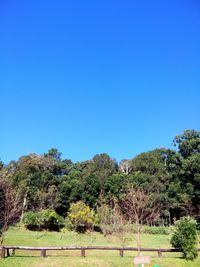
[170, 216, 198, 260]
[23, 210, 64, 231]
[67, 201, 95, 233]
[23, 211, 42, 230]
[40, 209, 64, 231]
[97, 203, 124, 236]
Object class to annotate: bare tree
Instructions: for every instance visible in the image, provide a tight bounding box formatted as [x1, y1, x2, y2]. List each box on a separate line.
[119, 159, 131, 175]
[0, 177, 23, 244]
[120, 186, 160, 255]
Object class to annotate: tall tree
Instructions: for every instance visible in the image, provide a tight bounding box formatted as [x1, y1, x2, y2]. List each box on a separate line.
[180, 154, 200, 218]
[44, 148, 62, 161]
[86, 154, 117, 197]
[173, 130, 200, 158]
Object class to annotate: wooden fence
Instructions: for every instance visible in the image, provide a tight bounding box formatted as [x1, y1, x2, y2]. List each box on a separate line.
[1, 246, 199, 259]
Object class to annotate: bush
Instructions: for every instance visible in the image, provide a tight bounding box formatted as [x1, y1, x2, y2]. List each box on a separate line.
[23, 210, 64, 231]
[170, 216, 198, 260]
[23, 211, 42, 230]
[67, 201, 96, 233]
[40, 209, 64, 231]
[97, 203, 124, 236]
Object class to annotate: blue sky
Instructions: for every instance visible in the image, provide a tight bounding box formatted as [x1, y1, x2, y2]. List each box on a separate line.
[0, 0, 200, 163]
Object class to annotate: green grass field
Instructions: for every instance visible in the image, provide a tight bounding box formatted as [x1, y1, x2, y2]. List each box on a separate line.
[0, 225, 200, 267]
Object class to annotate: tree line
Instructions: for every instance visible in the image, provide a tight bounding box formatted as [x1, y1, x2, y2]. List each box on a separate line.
[0, 129, 200, 231]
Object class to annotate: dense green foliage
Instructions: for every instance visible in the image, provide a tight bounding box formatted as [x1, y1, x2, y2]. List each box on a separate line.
[23, 211, 42, 230]
[171, 217, 198, 260]
[23, 210, 64, 231]
[1, 129, 200, 231]
[40, 209, 64, 231]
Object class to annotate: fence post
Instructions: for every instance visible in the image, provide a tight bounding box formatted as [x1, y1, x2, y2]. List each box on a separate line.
[158, 249, 162, 257]
[41, 249, 46, 257]
[81, 248, 85, 257]
[6, 249, 10, 257]
[119, 249, 124, 257]
[1, 247, 5, 259]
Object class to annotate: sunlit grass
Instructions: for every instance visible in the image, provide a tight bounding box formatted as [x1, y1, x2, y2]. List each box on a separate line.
[0, 225, 200, 267]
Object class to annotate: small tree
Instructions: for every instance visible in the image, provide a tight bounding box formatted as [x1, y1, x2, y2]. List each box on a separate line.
[68, 201, 95, 233]
[171, 216, 198, 260]
[0, 177, 23, 244]
[121, 187, 160, 255]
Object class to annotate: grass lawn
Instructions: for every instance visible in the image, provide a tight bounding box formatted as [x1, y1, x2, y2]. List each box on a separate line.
[0, 225, 200, 267]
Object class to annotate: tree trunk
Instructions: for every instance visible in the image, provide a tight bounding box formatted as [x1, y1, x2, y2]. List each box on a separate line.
[136, 222, 142, 256]
[20, 192, 27, 222]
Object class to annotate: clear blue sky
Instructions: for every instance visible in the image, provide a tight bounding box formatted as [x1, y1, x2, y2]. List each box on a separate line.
[0, 0, 200, 163]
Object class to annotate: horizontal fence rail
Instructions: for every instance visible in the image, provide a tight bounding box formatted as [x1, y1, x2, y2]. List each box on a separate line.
[1, 246, 200, 259]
